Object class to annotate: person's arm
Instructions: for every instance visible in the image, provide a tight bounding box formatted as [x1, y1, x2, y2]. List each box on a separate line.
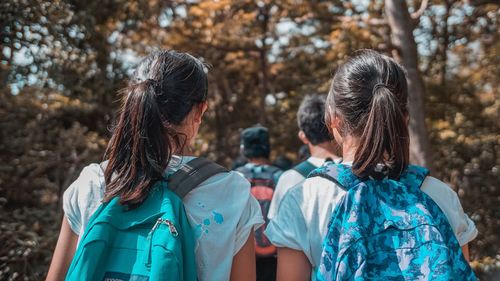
[277, 247, 311, 281]
[230, 232, 256, 281]
[462, 244, 470, 261]
[420, 177, 478, 249]
[46, 217, 78, 281]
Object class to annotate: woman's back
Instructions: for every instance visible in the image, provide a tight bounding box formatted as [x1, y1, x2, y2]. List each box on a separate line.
[63, 155, 262, 281]
[266, 163, 477, 269]
[265, 50, 477, 281]
[47, 50, 262, 281]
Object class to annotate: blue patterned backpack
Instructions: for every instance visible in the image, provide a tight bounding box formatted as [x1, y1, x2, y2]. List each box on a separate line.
[311, 163, 476, 281]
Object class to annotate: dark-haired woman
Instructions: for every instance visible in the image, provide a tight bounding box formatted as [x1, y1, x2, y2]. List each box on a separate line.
[47, 50, 262, 281]
[265, 50, 477, 280]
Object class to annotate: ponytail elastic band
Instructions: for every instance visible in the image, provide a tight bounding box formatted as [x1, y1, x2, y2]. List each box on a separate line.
[141, 79, 161, 93]
[373, 83, 387, 92]
[145, 78, 158, 85]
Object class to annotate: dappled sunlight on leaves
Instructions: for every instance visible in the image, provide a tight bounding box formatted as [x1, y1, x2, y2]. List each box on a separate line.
[0, 0, 498, 279]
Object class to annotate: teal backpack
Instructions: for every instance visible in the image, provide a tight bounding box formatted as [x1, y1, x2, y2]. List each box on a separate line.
[66, 158, 228, 281]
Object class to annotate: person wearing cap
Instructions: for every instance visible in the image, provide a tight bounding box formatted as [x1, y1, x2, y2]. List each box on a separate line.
[236, 126, 282, 281]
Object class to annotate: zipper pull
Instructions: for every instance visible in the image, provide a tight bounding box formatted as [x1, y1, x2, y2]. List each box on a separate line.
[144, 219, 162, 267]
[148, 218, 162, 240]
[144, 218, 178, 267]
[163, 219, 179, 237]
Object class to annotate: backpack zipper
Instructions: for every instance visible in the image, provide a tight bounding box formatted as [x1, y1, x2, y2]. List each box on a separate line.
[149, 218, 179, 238]
[162, 219, 179, 237]
[144, 218, 179, 267]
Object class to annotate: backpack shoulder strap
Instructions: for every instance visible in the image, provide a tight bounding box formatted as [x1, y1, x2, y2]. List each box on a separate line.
[399, 165, 430, 189]
[235, 163, 254, 179]
[262, 164, 282, 178]
[268, 165, 283, 184]
[292, 160, 317, 178]
[307, 163, 360, 191]
[168, 157, 229, 199]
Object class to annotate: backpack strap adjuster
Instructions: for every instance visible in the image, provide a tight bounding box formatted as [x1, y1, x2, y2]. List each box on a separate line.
[168, 157, 229, 199]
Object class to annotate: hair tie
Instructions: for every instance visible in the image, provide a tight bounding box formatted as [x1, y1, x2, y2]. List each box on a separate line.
[373, 83, 387, 92]
[140, 79, 161, 94]
[369, 163, 390, 180]
[145, 78, 158, 86]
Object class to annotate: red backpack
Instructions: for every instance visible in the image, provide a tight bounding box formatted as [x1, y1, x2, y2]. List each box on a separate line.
[237, 163, 282, 256]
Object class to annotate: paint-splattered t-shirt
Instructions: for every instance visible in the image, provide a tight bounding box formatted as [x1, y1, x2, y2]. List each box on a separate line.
[63, 155, 263, 281]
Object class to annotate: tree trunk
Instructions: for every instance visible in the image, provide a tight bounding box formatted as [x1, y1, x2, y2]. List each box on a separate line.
[257, 5, 270, 126]
[385, 0, 434, 171]
[213, 74, 230, 164]
[440, 0, 452, 88]
[258, 46, 268, 126]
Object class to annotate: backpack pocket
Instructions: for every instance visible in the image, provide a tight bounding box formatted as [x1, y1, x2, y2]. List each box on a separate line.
[251, 185, 276, 256]
[145, 219, 183, 280]
[339, 224, 456, 281]
[67, 223, 152, 280]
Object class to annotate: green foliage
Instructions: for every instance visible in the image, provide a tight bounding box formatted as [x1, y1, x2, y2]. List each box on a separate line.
[0, 0, 498, 279]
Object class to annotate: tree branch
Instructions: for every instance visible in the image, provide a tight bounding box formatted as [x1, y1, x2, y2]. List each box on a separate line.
[411, 0, 429, 19]
[468, 0, 500, 6]
[339, 15, 387, 26]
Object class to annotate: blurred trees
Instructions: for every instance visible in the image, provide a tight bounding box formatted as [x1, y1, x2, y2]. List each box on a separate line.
[0, 0, 498, 279]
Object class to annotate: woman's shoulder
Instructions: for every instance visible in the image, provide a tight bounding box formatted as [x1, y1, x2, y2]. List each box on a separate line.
[183, 168, 251, 207]
[63, 163, 105, 201]
[191, 168, 250, 192]
[206, 169, 250, 187]
[420, 176, 459, 201]
[421, 176, 478, 245]
[276, 174, 346, 216]
[419, 176, 465, 217]
[300, 174, 347, 198]
[172, 156, 250, 191]
[62, 163, 106, 235]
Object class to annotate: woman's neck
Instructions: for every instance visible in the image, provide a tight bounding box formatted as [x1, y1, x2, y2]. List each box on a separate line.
[178, 145, 194, 156]
[171, 137, 195, 156]
[340, 135, 358, 163]
[171, 122, 198, 156]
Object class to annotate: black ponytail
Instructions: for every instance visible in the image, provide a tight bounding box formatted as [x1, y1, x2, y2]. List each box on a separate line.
[103, 50, 208, 208]
[326, 50, 409, 179]
[353, 83, 409, 179]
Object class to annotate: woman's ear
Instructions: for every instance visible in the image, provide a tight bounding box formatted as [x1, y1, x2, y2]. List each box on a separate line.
[201, 101, 208, 114]
[193, 102, 208, 124]
[329, 115, 341, 131]
[329, 114, 343, 145]
[298, 130, 310, 145]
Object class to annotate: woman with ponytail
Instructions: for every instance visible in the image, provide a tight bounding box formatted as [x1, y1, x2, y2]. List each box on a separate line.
[47, 50, 262, 281]
[265, 50, 477, 280]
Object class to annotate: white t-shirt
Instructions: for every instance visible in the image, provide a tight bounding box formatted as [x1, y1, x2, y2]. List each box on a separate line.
[63, 156, 263, 281]
[268, 157, 326, 220]
[265, 166, 478, 271]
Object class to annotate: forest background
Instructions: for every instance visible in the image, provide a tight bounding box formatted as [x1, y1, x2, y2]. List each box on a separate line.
[0, 0, 498, 280]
